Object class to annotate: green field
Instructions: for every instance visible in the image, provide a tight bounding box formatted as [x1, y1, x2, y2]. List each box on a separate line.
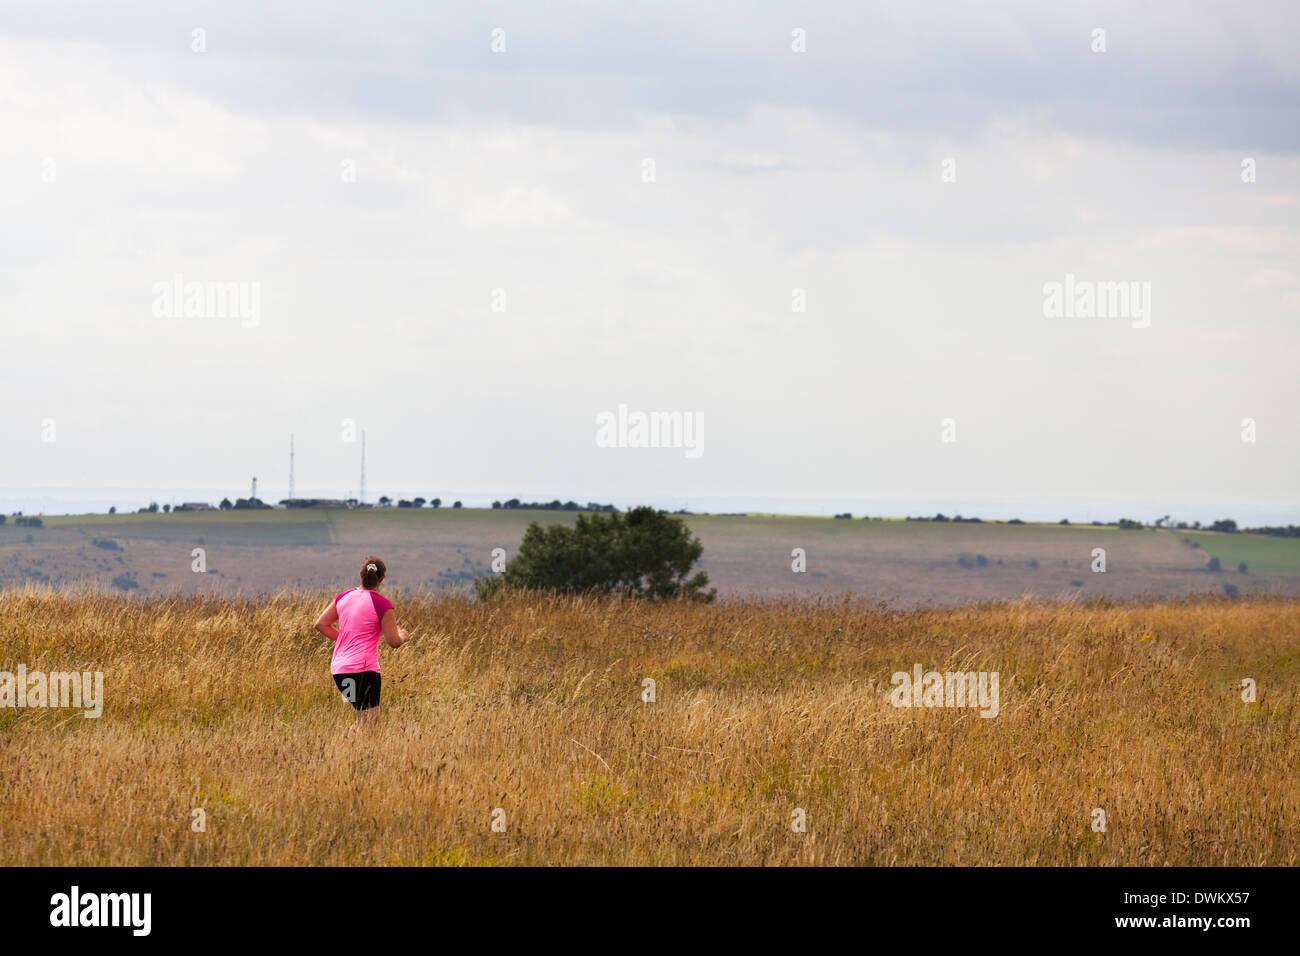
[1183, 532, 1300, 575]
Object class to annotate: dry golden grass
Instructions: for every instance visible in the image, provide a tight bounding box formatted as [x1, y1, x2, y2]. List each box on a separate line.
[1, 587, 1296, 865]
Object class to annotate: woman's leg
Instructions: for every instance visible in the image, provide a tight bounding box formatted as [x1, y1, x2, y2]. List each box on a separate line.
[354, 671, 382, 727]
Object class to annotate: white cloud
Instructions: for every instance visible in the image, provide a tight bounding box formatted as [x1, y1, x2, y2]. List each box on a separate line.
[1, 6, 1298, 518]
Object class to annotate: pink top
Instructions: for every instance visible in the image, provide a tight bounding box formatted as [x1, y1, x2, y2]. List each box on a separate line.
[330, 587, 394, 675]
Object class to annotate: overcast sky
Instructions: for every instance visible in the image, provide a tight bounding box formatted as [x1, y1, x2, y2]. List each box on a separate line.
[2, 1, 1297, 520]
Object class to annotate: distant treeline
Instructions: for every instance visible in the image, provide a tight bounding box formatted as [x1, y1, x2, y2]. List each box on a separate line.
[492, 499, 619, 513]
[231, 498, 272, 510]
[176, 498, 272, 510]
[1135, 518, 1300, 536]
[1209, 521, 1300, 538]
[74, 499, 1300, 534]
[895, 515, 1297, 534]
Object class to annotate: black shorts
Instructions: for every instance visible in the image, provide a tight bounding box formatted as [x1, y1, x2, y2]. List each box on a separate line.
[333, 671, 381, 710]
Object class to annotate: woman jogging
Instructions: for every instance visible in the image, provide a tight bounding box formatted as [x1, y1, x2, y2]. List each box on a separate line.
[314, 555, 410, 725]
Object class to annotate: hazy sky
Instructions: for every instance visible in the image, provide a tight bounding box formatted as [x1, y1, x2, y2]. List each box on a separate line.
[2, 1, 1298, 519]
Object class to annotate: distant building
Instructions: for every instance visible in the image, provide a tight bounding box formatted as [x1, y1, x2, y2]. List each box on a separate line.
[280, 498, 349, 509]
[176, 502, 213, 512]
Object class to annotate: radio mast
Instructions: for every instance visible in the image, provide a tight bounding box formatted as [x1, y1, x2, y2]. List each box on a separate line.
[289, 434, 295, 501]
[359, 431, 366, 505]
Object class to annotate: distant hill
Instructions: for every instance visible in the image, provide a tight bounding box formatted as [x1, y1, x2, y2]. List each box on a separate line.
[3, 508, 1299, 605]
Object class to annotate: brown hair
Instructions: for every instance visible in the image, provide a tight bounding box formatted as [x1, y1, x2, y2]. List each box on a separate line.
[360, 555, 386, 589]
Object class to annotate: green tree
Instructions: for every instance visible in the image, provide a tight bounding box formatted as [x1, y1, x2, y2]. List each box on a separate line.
[478, 506, 714, 601]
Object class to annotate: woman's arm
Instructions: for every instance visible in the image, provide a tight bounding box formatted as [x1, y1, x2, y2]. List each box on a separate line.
[381, 609, 410, 648]
[314, 600, 339, 641]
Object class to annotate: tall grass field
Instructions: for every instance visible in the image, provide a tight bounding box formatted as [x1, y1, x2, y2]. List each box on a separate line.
[2, 588, 1296, 865]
